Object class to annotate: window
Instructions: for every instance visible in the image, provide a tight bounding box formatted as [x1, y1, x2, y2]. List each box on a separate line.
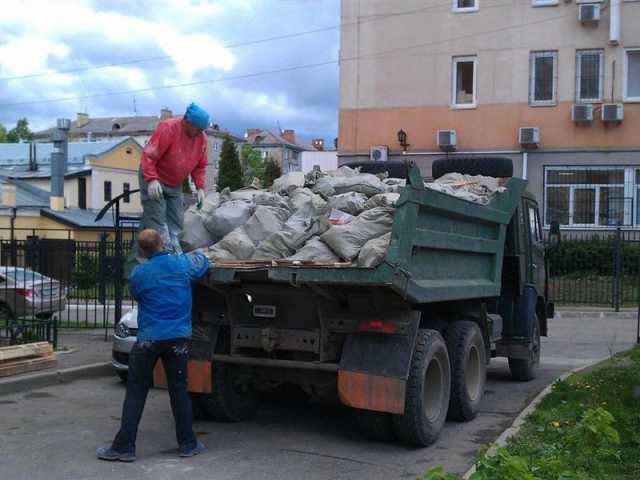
[452, 0, 478, 12]
[452, 56, 477, 108]
[529, 51, 558, 105]
[624, 49, 640, 101]
[104, 181, 112, 202]
[262, 150, 268, 159]
[576, 50, 604, 102]
[78, 177, 86, 210]
[528, 206, 542, 242]
[123, 182, 130, 204]
[544, 167, 634, 228]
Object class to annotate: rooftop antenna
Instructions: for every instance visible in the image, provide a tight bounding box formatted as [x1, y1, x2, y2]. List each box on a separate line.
[133, 96, 137, 115]
[277, 120, 282, 134]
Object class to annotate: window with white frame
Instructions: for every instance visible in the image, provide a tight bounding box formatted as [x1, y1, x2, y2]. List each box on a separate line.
[452, 56, 477, 107]
[624, 48, 640, 101]
[544, 167, 637, 228]
[576, 49, 604, 102]
[452, 0, 478, 12]
[529, 51, 558, 105]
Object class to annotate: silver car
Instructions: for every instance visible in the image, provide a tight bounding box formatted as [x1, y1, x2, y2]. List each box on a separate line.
[112, 307, 138, 382]
[0, 267, 67, 320]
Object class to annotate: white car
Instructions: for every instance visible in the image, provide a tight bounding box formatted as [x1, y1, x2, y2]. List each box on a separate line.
[112, 307, 138, 382]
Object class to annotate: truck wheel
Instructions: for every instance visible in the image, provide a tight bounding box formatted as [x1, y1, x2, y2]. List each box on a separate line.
[431, 157, 513, 180]
[445, 321, 486, 422]
[199, 363, 258, 422]
[354, 409, 396, 442]
[509, 315, 541, 381]
[392, 329, 451, 446]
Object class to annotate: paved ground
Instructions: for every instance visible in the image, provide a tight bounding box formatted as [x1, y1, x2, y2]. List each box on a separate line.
[0, 311, 637, 480]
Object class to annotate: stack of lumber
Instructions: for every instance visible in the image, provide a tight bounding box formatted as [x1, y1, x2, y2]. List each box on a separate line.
[0, 342, 57, 377]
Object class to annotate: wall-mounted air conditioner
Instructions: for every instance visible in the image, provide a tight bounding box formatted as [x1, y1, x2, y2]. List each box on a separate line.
[519, 127, 540, 147]
[578, 4, 600, 23]
[437, 130, 457, 151]
[369, 145, 388, 162]
[601, 103, 624, 123]
[571, 104, 594, 123]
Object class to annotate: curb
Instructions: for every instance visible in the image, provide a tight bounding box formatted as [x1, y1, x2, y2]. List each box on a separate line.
[462, 357, 606, 480]
[0, 362, 114, 396]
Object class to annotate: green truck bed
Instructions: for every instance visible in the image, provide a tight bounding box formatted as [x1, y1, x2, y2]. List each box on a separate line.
[205, 167, 527, 305]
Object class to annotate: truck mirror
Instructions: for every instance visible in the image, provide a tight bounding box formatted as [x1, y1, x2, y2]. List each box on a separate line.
[548, 221, 561, 248]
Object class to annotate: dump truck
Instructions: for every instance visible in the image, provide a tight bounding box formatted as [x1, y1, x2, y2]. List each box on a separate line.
[153, 157, 559, 446]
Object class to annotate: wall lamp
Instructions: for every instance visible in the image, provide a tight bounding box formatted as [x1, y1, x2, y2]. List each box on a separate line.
[397, 129, 410, 151]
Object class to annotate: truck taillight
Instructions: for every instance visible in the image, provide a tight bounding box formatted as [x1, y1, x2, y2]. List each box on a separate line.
[358, 319, 397, 334]
[16, 288, 33, 299]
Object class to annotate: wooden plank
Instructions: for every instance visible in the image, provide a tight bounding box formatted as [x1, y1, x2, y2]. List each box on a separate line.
[0, 355, 57, 377]
[0, 342, 53, 362]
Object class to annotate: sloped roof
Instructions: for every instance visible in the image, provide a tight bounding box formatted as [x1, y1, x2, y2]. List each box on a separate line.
[0, 177, 50, 208]
[41, 208, 140, 229]
[0, 140, 124, 167]
[245, 129, 306, 151]
[33, 115, 162, 139]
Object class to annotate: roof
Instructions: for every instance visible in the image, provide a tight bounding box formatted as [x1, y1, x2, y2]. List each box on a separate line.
[245, 129, 306, 151]
[1, 166, 92, 180]
[205, 128, 244, 143]
[0, 140, 124, 167]
[0, 177, 50, 208]
[33, 115, 161, 139]
[40, 208, 140, 229]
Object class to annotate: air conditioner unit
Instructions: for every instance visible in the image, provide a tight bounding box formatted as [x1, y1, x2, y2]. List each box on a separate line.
[571, 104, 594, 123]
[578, 4, 600, 23]
[519, 127, 540, 147]
[369, 145, 388, 162]
[601, 103, 624, 123]
[437, 129, 457, 150]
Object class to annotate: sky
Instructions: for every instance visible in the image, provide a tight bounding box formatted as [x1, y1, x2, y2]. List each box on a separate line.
[0, 0, 340, 141]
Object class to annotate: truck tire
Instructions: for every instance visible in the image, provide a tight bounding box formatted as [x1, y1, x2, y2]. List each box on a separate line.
[392, 329, 451, 446]
[354, 409, 396, 442]
[199, 363, 259, 422]
[445, 321, 486, 422]
[431, 157, 513, 180]
[508, 315, 541, 381]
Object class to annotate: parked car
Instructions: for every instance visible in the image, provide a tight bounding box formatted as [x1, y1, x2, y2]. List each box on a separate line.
[112, 307, 138, 382]
[0, 267, 67, 320]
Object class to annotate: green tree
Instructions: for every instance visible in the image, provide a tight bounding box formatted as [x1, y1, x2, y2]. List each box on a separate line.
[7, 118, 33, 143]
[0, 123, 7, 143]
[241, 144, 265, 186]
[262, 157, 282, 188]
[217, 135, 243, 192]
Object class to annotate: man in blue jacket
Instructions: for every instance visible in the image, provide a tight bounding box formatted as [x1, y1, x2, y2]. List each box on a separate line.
[97, 228, 209, 462]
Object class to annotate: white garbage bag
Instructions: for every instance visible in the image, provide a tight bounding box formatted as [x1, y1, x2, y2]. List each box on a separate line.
[254, 192, 291, 211]
[271, 171, 305, 193]
[358, 232, 391, 268]
[230, 186, 263, 202]
[289, 187, 327, 213]
[327, 192, 368, 215]
[383, 178, 406, 194]
[364, 192, 400, 210]
[201, 192, 221, 215]
[253, 204, 319, 259]
[208, 227, 256, 261]
[180, 206, 215, 251]
[321, 207, 395, 261]
[288, 237, 341, 263]
[331, 173, 385, 197]
[243, 205, 290, 244]
[203, 199, 254, 241]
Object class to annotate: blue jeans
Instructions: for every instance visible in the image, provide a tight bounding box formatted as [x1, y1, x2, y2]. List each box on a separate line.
[111, 338, 197, 454]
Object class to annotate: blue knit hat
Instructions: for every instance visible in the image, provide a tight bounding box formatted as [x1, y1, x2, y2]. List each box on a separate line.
[185, 102, 210, 130]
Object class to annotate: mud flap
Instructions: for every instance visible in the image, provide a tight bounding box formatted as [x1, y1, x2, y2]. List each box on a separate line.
[337, 316, 419, 414]
[153, 359, 213, 393]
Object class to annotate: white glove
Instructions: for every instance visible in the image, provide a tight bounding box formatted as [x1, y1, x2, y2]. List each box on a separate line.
[197, 189, 205, 208]
[147, 180, 163, 201]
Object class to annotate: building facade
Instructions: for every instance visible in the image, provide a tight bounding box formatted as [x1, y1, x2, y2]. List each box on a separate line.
[244, 129, 306, 173]
[339, 0, 640, 230]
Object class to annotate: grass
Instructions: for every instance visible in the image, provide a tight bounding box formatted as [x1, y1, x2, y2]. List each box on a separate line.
[421, 346, 640, 480]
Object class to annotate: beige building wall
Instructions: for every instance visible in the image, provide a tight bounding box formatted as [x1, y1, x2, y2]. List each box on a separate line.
[90, 167, 140, 213]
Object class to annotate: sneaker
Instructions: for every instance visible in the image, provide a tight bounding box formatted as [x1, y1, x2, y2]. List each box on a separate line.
[96, 446, 136, 462]
[179, 441, 206, 458]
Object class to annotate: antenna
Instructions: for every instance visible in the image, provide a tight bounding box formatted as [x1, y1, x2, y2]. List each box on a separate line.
[133, 96, 137, 115]
[277, 121, 282, 134]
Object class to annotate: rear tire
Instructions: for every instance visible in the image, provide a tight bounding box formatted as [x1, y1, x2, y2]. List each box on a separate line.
[431, 157, 513, 180]
[392, 329, 451, 446]
[509, 315, 541, 381]
[354, 409, 396, 442]
[199, 363, 259, 422]
[445, 321, 486, 422]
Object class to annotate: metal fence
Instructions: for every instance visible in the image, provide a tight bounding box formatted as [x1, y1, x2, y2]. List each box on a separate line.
[546, 228, 640, 310]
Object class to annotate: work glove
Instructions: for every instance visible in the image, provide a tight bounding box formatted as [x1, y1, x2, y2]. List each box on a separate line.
[147, 180, 163, 201]
[197, 189, 205, 209]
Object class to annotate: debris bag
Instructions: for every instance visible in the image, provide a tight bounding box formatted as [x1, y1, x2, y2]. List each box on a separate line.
[321, 207, 395, 261]
[243, 205, 290, 244]
[203, 199, 254, 241]
[358, 232, 391, 268]
[201, 192, 221, 215]
[383, 178, 406, 193]
[254, 192, 291, 211]
[311, 177, 336, 198]
[331, 173, 385, 197]
[425, 173, 506, 205]
[253, 204, 319, 259]
[328, 208, 354, 225]
[327, 192, 368, 215]
[334, 166, 360, 177]
[180, 206, 215, 251]
[230, 186, 263, 202]
[289, 187, 327, 213]
[272, 171, 305, 194]
[288, 237, 341, 263]
[208, 227, 255, 261]
[365, 192, 400, 210]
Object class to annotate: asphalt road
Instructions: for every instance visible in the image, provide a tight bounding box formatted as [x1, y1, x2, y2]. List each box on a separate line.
[0, 312, 636, 480]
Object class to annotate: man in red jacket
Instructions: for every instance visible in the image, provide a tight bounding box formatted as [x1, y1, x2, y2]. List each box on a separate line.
[137, 103, 209, 255]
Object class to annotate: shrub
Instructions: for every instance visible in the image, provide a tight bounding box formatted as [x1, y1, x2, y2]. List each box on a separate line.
[217, 135, 243, 192]
[262, 157, 282, 188]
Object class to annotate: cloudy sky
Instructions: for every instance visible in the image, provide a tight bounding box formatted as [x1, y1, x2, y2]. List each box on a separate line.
[0, 0, 340, 141]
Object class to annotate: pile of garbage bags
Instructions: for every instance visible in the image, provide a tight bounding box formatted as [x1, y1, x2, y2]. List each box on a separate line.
[181, 167, 506, 268]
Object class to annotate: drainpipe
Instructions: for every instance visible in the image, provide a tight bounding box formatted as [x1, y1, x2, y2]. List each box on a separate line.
[610, 0, 620, 45]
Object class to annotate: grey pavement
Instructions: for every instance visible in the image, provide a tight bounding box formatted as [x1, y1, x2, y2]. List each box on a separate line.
[0, 311, 637, 480]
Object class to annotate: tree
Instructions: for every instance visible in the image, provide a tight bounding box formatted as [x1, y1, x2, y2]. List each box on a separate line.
[262, 157, 282, 188]
[7, 118, 33, 143]
[240, 144, 265, 187]
[217, 135, 243, 192]
[0, 123, 7, 143]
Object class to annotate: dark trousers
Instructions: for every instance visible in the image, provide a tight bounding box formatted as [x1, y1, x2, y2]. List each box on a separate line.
[112, 338, 197, 454]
